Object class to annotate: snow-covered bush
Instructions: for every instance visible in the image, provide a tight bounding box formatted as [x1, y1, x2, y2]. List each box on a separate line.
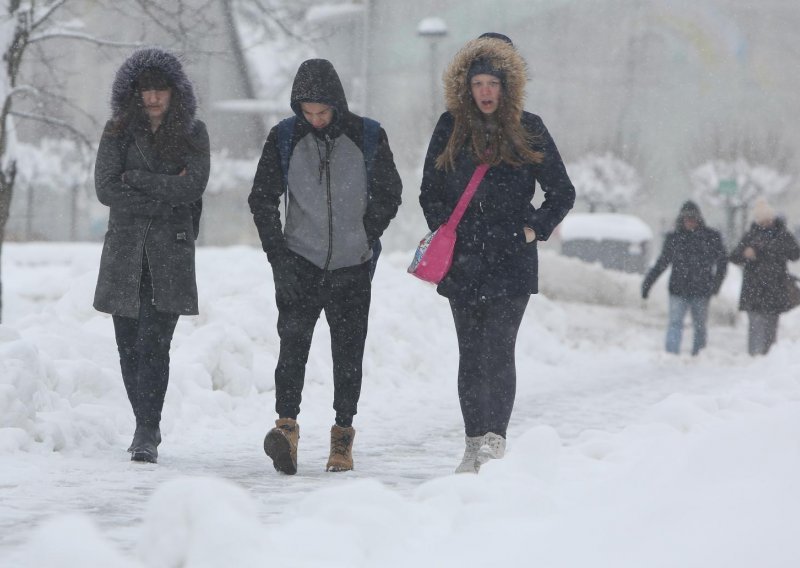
[568, 152, 642, 213]
[15, 139, 93, 193]
[690, 158, 790, 209]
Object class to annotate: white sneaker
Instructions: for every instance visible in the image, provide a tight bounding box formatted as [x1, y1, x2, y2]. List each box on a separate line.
[454, 436, 484, 474]
[477, 432, 506, 465]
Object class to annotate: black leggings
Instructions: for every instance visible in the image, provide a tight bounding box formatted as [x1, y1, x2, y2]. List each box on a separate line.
[449, 295, 529, 438]
[112, 265, 179, 427]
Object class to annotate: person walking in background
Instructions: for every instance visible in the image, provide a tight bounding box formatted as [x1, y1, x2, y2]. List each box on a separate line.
[94, 48, 210, 463]
[641, 201, 727, 356]
[419, 33, 575, 474]
[730, 198, 800, 356]
[248, 59, 402, 475]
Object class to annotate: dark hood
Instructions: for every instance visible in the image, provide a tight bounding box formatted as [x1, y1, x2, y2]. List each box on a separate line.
[675, 199, 706, 230]
[290, 59, 349, 125]
[110, 48, 197, 131]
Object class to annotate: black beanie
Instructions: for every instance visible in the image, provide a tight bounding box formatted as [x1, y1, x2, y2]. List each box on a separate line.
[467, 57, 505, 84]
[478, 32, 513, 46]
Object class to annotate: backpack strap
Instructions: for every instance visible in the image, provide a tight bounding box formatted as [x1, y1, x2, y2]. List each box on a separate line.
[276, 116, 296, 191]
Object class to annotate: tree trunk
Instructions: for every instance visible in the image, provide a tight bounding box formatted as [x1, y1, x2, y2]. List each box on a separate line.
[0, 166, 15, 323]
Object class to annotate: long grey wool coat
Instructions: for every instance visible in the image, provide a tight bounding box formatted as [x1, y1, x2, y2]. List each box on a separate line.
[94, 48, 210, 318]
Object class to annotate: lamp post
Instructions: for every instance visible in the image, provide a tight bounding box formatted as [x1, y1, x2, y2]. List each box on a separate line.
[417, 17, 448, 129]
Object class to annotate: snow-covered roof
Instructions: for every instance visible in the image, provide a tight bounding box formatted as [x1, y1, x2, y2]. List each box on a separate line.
[417, 17, 448, 36]
[559, 213, 654, 243]
[306, 3, 363, 24]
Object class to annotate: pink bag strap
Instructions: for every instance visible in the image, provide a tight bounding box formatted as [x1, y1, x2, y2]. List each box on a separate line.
[445, 163, 490, 228]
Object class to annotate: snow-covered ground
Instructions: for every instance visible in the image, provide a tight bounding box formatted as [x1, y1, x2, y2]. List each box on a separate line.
[2, 242, 800, 568]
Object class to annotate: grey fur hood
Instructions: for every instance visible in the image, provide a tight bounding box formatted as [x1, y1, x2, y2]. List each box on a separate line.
[110, 48, 197, 130]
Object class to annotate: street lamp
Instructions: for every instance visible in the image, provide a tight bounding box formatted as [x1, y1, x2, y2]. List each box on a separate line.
[417, 17, 448, 128]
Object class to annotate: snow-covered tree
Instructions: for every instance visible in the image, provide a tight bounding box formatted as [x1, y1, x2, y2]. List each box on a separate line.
[690, 158, 790, 208]
[690, 158, 791, 244]
[568, 152, 642, 213]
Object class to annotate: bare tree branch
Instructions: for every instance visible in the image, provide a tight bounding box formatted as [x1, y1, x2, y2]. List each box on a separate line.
[30, 0, 68, 32]
[9, 85, 41, 99]
[29, 30, 142, 48]
[10, 110, 93, 148]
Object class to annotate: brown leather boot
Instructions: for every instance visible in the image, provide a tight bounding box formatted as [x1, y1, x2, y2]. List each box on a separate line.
[263, 418, 300, 475]
[326, 425, 355, 472]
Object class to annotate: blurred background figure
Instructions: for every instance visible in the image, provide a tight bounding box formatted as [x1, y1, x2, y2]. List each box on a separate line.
[641, 201, 727, 356]
[730, 198, 800, 356]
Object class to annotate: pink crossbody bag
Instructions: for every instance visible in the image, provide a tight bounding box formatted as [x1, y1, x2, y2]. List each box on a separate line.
[408, 163, 490, 284]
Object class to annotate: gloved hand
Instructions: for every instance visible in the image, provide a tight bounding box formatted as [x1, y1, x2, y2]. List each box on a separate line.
[272, 259, 303, 304]
[641, 281, 650, 300]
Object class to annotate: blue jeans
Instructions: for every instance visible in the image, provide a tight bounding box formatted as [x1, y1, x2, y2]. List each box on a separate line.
[666, 295, 709, 355]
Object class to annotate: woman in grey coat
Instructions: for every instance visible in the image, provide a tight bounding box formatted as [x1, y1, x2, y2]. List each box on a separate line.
[94, 48, 210, 463]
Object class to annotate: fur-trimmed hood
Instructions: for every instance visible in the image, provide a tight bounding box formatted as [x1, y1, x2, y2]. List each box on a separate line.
[110, 48, 197, 129]
[442, 37, 527, 121]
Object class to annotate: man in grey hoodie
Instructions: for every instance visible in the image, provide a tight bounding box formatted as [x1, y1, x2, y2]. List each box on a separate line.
[249, 59, 402, 475]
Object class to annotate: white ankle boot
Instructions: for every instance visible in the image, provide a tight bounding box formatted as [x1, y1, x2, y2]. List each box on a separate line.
[455, 436, 484, 474]
[477, 432, 506, 465]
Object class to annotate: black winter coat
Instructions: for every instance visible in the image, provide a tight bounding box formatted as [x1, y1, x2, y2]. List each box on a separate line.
[93, 121, 210, 318]
[730, 220, 800, 313]
[419, 111, 575, 302]
[642, 226, 727, 298]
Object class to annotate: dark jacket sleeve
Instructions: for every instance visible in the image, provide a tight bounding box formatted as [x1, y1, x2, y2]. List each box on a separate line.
[363, 127, 402, 245]
[729, 231, 750, 266]
[642, 233, 675, 292]
[711, 230, 728, 292]
[248, 126, 289, 264]
[419, 113, 453, 231]
[760, 227, 800, 263]
[94, 121, 172, 217]
[122, 121, 210, 206]
[524, 116, 576, 241]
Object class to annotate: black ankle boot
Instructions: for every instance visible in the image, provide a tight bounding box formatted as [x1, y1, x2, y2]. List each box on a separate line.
[128, 424, 161, 453]
[130, 425, 160, 463]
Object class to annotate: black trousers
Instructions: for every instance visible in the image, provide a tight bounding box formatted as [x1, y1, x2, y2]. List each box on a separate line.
[274, 261, 371, 427]
[112, 264, 179, 427]
[449, 295, 529, 438]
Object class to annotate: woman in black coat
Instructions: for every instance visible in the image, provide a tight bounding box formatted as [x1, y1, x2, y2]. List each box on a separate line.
[419, 33, 575, 473]
[94, 48, 210, 463]
[730, 199, 800, 356]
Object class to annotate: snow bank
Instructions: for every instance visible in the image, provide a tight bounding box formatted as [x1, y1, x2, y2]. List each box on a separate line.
[8, 372, 800, 568]
[3, 243, 800, 567]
